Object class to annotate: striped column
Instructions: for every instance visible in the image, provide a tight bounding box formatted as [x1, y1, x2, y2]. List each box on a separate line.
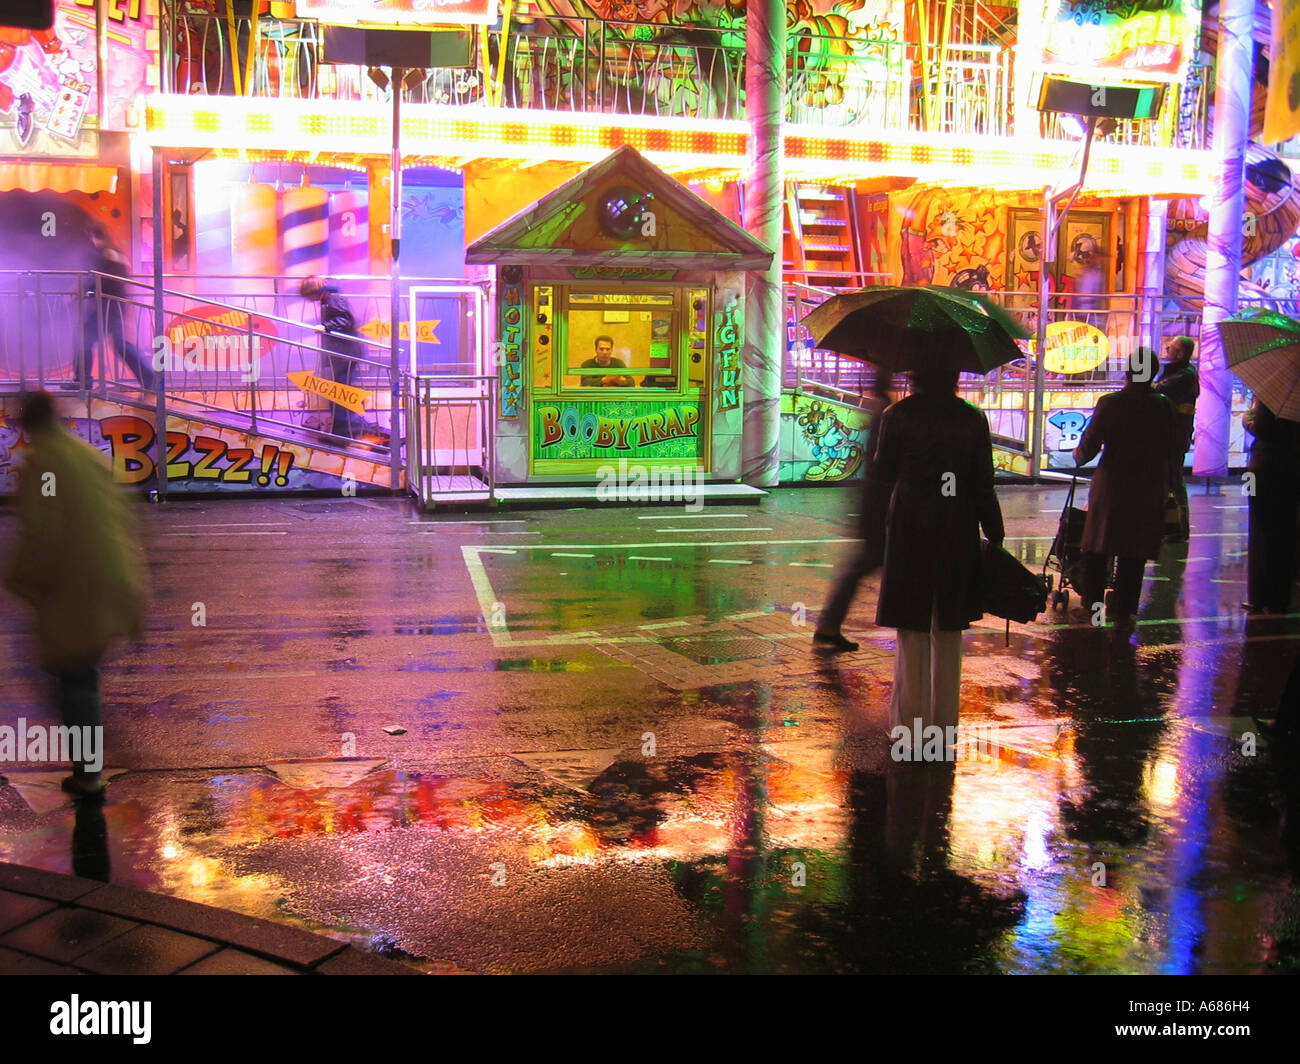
[280, 184, 329, 279]
[231, 183, 280, 277]
[329, 190, 370, 276]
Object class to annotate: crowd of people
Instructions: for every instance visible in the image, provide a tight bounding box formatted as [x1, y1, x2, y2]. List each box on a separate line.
[815, 338, 1300, 738]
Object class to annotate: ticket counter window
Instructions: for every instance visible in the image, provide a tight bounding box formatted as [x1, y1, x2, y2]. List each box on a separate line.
[555, 288, 701, 394]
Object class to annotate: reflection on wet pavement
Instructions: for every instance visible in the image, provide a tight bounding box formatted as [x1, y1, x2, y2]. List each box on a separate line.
[1, 487, 1297, 973]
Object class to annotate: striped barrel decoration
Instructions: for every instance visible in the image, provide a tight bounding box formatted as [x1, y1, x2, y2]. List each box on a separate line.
[231, 183, 280, 277]
[280, 185, 329, 278]
[329, 190, 369, 276]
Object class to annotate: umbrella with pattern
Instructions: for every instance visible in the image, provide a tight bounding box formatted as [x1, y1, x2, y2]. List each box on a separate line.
[1216, 309, 1300, 421]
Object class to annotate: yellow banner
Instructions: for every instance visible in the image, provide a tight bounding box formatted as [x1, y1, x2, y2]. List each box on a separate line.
[1265, 0, 1300, 145]
[287, 371, 368, 414]
[358, 320, 442, 343]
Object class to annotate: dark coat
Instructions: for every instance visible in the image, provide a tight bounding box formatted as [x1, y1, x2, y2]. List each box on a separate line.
[1153, 359, 1198, 452]
[1245, 399, 1300, 474]
[319, 286, 363, 361]
[874, 393, 1004, 632]
[1074, 384, 1180, 560]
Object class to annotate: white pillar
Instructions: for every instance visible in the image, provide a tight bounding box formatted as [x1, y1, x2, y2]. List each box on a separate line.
[1196, 0, 1253, 477]
[741, 0, 784, 487]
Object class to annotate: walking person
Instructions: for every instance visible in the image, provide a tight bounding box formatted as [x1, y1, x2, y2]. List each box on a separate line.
[3, 392, 145, 799]
[814, 369, 894, 652]
[1242, 397, 1300, 615]
[873, 368, 1004, 732]
[77, 224, 156, 391]
[1072, 349, 1181, 628]
[1153, 335, 1199, 543]
[299, 276, 376, 441]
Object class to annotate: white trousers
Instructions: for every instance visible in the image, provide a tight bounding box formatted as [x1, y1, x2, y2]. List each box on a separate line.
[890, 602, 963, 732]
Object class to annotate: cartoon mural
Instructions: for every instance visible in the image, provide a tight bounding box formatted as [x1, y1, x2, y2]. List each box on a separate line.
[892, 186, 1011, 291]
[523, 0, 906, 125]
[0, 0, 99, 158]
[779, 392, 868, 483]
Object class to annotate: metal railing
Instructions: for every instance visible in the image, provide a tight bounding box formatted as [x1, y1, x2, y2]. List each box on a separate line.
[403, 373, 495, 508]
[162, 7, 1206, 146]
[0, 270, 397, 459]
[780, 282, 1267, 466]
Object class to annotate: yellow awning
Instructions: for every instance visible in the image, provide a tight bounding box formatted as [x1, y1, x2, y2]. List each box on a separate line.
[0, 163, 119, 195]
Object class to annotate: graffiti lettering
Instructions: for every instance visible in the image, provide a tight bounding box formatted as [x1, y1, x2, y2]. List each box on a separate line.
[499, 280, 524, 418]
[165, 431, 191, 480]
[192, 436, 226, 480]
[100, 415, 156, 485]
[715, 300, 741, 413]
[100, 415, 297, 487]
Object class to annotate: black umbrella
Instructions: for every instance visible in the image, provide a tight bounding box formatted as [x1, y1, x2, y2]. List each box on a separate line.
[801, 286, 1031, 374]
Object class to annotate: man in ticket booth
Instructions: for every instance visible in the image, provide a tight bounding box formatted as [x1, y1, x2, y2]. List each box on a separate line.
[580, 335, 634, 387]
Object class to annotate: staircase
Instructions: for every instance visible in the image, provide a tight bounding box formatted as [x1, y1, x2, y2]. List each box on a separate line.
[783, 183, 861, 289]
[0, 270, 399, 497]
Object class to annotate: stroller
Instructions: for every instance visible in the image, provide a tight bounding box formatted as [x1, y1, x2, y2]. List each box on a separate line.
[1043, 475, 1111, 611]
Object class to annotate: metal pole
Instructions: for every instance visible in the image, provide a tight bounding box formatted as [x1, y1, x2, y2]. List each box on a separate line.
[389, 67, 403, 491]
[1032, 116, 1100, 478]
[741, 0, 784, 487]
[152, 149, 168, 502]
[1031, 185, 1051, 478]
[1197, 0, 1253, 478]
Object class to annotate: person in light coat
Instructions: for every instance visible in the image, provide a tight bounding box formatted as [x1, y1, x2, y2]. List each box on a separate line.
[4, 391, 145, 798]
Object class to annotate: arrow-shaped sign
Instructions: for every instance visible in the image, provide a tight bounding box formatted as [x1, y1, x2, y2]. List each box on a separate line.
[358, 320, 442, 342]
[287, 371, 369, 414]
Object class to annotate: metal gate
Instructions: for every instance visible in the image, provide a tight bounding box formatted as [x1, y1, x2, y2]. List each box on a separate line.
[402, 284, 495, 506]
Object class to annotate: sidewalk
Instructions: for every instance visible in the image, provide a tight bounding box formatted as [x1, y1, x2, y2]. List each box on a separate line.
[0, 862, 420, 975]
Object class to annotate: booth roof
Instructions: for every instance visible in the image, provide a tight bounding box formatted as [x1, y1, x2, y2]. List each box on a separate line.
[465, 145, 773, 271]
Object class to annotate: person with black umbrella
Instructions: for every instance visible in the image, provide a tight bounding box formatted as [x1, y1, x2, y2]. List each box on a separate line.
[873, 365, 1004, 732]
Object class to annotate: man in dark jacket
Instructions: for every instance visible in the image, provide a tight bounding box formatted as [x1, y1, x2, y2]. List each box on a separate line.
[1073, 349, 1181, 627]
[299, 276, 372, 440]
[1153, 335, 1198, 542]
[1242, 398, 1300, 615]
[78, 225, 156, 391]
[814, 371, 894, 652]
[874, 369, 1004, 731]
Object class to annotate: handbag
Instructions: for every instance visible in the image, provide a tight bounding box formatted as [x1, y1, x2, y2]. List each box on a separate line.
[981, 541, 1048, 643]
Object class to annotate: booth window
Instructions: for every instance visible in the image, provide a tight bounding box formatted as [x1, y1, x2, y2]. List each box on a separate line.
[554, 287, 697, 394]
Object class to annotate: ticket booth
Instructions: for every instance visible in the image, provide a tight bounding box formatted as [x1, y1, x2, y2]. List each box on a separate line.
[465, 147, 772, 485]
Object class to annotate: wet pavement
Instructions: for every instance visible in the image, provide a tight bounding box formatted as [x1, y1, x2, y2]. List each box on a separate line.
[1, 484, 1298, 974]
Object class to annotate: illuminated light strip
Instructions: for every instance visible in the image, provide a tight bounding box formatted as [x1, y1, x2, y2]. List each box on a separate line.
[144, 98, 747, 167]
[143, 97, 1214, 192]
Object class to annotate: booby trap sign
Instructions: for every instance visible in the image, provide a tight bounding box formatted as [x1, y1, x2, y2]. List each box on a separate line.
[532, 400, 703, 468]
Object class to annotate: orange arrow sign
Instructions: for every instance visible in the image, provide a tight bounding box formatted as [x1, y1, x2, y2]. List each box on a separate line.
[287, 371, 368, 414]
